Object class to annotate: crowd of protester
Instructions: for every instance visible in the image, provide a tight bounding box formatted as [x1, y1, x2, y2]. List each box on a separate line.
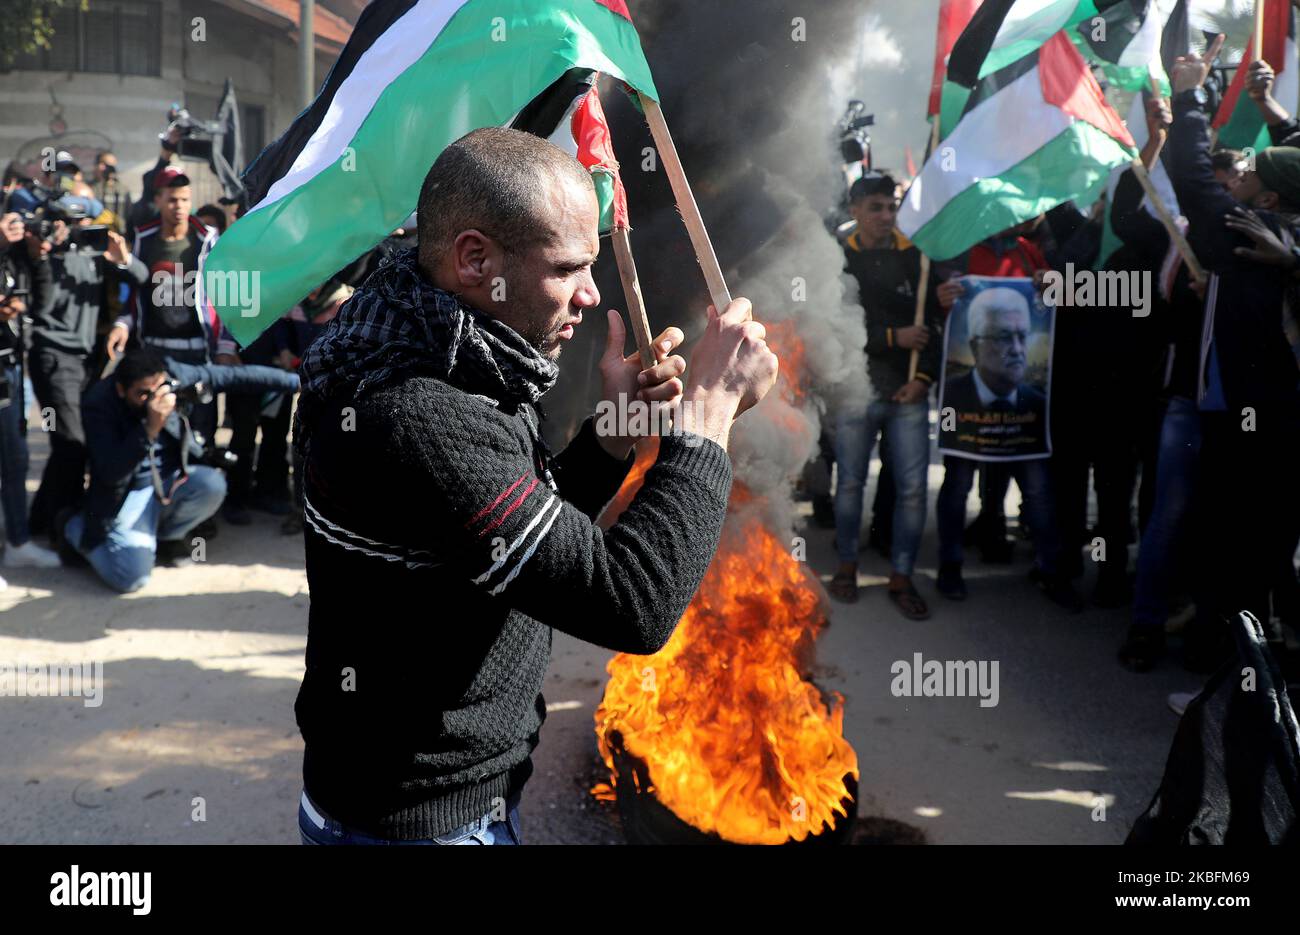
[824, 51, 1300, 680]
[0, 49, 1296, 693]
[0, 118, 380, 595]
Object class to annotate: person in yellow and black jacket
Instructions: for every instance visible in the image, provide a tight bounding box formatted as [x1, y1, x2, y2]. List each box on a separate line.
[829, 172, 942, 619]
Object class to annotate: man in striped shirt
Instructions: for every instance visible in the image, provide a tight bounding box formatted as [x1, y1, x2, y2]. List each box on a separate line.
[292, 128, 777, 845]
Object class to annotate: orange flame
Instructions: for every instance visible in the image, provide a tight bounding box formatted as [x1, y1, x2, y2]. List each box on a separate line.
[593, 492, 858, 844]
[764, 319, 807, 406]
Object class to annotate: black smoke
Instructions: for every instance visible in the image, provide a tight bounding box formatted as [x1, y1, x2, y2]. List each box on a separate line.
[547, 1, 876, 526]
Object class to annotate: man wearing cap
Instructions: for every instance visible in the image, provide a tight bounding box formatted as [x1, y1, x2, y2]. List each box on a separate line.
[50, 151, 83, 191]
[107, 165, 234, 367]
[830, 171, 941, 618]
[1166, 47, 1300, 667]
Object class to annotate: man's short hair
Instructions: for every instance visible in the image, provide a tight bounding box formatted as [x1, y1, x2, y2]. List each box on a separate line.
[416, 127, 594, 265]
[1211, 148, 1245, 175]
[968, 286, 1030, 340]
[196, 204, 227, 233]
[849, 171, 898, 203]
[114, 348, 169, 388]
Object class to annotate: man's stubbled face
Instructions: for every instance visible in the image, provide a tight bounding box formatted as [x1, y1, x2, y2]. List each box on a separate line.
[496, 176, 601, 360]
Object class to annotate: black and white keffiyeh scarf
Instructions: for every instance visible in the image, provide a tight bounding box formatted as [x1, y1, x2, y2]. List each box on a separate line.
[294, 248, 559, 455]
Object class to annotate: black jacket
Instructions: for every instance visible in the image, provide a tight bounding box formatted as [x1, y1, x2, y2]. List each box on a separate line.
[843, 230, 943, 396]
[1109, 167, 1204, 400]
[944, 370, 1046, 420]
[1, 243, 52, 354]
[1167, 91, 1300, 411]
[80, 359, 299, 550]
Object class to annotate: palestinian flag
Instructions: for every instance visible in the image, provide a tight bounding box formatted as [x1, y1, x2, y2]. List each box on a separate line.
[947, 0, 1118, 87]
[511, 70, 629, 233]
[1071, 0, 1184, 92]
[202, 0, 657, 347]
[1213, 0, 1298, 152]
[930, 0, 985, 137]
[1093, 2, 1187, 269]
[939, 0, 1128, 137]
[899, 31, 1137, 261]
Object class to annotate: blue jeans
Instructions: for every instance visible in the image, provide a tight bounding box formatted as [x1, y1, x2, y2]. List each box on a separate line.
[833, 399, 929, 575]
[298, 790, 522, 845]
[938, 455, 1061, 574]
[1132, 397, 1202, 631]
[64, 466, 227, 593]
[0, 362, 31, 546]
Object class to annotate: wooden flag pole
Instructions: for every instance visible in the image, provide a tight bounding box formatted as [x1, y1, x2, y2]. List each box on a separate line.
[1129, 158, 1207, 284]
[639, 94, 733, 312]
[907, 118, 943, 382]
[611, 226, 658, 369]
[1255, 0, 1266, 64]
[1133, 75, 1206, 284]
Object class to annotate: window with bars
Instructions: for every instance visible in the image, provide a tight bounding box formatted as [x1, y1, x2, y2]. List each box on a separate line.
[16, 0, 162, 77]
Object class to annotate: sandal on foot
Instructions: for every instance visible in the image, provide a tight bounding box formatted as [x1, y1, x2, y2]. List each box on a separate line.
[829, 570, 859, 603]
[889, 585, 931, 620]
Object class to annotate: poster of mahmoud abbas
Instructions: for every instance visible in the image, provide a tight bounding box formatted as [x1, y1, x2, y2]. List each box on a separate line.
[937, 276, 1055, 461]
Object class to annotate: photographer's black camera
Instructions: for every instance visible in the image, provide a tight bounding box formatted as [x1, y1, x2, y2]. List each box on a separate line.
[837, 100, 875, 166]
[157, 378, 214, 408]
[150, 378, 238, 470]
[162, 104, 220, 163]
[18, 194, 109, 256]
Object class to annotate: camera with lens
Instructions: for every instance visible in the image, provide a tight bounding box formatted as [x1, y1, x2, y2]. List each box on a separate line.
[162, 103, 220, 163]
[150, 377, 239, 470]
[156, 377, 213, 408]
[837, 100, 875, 166]
[18, 194, 109, 255]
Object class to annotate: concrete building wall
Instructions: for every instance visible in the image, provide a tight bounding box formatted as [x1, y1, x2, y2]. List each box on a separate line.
[0, 0, 340, 207]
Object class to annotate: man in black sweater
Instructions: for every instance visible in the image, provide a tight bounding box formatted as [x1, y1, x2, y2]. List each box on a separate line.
[293, 127, 778, 845]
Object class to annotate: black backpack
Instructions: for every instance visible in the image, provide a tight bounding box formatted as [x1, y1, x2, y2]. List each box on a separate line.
[1127, 612, 1300, 845]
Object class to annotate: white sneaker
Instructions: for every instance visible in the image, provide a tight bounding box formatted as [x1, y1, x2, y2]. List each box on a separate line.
[0, 572, 7, 590]
[3, 540, 62, 569]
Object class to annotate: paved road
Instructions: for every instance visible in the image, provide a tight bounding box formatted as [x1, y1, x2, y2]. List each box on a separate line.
[1, 430, 1198, 844]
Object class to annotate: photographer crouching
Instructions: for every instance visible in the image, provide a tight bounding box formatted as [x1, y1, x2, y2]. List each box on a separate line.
[60, 347, 300, 592]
